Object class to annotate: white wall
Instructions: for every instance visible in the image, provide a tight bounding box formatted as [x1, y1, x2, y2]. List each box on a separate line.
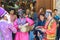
[56, 0, 60, 16]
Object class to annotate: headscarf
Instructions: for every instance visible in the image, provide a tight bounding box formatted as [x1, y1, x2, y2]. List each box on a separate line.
[18, 9, 25, 18]
[45, 9, 52, 18]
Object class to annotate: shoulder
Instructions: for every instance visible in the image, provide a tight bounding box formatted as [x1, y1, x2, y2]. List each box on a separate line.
[51, 19, 56, 24]
[55, 15, 60, 18]
[0, 22, 8, 26]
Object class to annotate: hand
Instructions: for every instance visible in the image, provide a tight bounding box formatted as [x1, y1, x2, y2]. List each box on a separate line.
[23, 23, 29, 27]
[25, 15, 28, 17]
[41, 28, 46, 32]
[35, 27, 39, 29]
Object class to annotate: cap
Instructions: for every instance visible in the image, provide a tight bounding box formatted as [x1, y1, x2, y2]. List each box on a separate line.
[0, 7, 7, 17]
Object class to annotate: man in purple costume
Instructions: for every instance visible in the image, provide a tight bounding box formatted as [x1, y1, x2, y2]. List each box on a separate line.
[0, 7, 17, 40]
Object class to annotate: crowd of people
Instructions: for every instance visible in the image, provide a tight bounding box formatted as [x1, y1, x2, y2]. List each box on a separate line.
[0, 1, 60, 40]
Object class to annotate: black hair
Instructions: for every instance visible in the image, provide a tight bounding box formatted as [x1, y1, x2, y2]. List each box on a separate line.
[33, 1, 36, 6]
[53, 9, 58, 12]
[39, 14, 45, 17]
[9, 9, 16, 14]
[1, 2, 4, 5]
[38, 14, 45, 19]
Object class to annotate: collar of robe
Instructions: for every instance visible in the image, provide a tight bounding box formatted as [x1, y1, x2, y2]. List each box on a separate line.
[0, 19, 8, 23]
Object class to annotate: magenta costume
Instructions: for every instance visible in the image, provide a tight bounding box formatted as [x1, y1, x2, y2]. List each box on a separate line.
[0, 7, 17, 40]
[14, 17, 34, 40]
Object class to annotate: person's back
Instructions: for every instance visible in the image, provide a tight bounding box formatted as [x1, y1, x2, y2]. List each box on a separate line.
[0, 20, 17, 40]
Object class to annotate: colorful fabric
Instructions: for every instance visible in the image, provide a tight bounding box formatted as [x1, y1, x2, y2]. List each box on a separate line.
[44, 19, 57, 40]
[47, 19, 54, 30]
[30, 31, 35, 40]
[26, 17, 34, 26]
[0, 7, 7, 17]
[0, 19, 17, 40]
[15, 32, 29, 40]
[54, 15, 60, 20]
[15, 17, 34, 40]
[0, 32, 3, 40]
[47, 34, 56, 40]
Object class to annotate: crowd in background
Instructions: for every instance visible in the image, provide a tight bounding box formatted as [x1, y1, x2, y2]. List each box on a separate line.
[0, 0, 60, 40]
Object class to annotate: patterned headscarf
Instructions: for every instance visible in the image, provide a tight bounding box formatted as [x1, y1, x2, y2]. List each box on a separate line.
[18, 9, 23, 15]
[45, 9, 52, 18]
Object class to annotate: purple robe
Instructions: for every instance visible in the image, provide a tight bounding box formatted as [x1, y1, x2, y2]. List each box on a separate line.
[0, 20, 17, 40]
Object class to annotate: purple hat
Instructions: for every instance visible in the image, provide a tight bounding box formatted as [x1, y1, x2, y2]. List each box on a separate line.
[0, 7, 7, 17]
[18, 9, 23, 15]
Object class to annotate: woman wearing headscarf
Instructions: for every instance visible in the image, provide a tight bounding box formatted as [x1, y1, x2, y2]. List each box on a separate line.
[15, 9, 34, 40]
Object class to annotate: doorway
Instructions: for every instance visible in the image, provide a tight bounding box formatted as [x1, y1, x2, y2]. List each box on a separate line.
[36, 0, 56, 12]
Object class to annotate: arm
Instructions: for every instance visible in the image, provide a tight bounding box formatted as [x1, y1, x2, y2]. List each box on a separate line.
[8, 23, 17, 33]
[26, 17, 34, 26]
[13, 19, 18, 29]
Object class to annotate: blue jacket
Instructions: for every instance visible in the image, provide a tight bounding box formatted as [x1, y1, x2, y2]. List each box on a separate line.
[54, 15, 60, 20]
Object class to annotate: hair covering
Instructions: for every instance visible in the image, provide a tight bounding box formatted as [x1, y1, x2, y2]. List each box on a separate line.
[0, 7, 7, 17]
[18, 9, 23, 15]
[45, 9, 52, 18]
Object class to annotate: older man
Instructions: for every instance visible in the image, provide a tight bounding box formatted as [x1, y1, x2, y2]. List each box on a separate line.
[0, 7, 17, 40]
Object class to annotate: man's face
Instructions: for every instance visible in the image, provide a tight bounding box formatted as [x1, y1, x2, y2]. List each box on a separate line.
[54, 11, 57, 15]
[39, 15, 44, 21]
[4, 16, 8, 21]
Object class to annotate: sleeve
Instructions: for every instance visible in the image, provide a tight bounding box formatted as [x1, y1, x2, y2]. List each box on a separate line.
[46, 21, 57, 34]
[8, 23, 17, 33]
[13, 19, 18, 29]
[26, 17, 34, 26]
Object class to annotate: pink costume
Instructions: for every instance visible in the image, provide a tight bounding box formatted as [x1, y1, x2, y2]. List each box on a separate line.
[14, 17, 34, 40]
